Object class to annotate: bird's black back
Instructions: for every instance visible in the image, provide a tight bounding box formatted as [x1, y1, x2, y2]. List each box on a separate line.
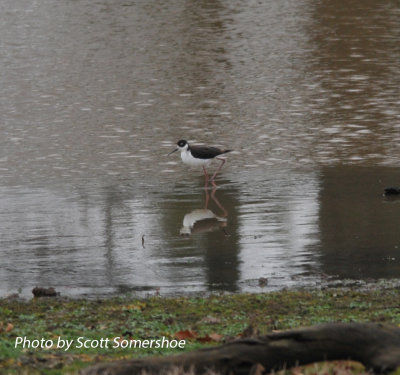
[189, 145, 232, 160]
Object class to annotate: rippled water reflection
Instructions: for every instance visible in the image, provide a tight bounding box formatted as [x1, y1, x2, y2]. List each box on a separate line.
[0, 0, 399, 297]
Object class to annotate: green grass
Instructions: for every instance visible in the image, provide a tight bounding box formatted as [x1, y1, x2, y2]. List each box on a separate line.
[1, 288, 400, 374]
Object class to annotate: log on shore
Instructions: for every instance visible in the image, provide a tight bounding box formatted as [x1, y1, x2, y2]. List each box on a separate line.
[81, 323, 400, 375]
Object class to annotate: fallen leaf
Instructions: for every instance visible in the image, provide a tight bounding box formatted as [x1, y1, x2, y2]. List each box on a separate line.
[174, 329, 197, 340]
[208, 333, 223, 341]
[5, 323, 14, 333]
[196, 334, 212, 343]
[197, 333, 223, 343]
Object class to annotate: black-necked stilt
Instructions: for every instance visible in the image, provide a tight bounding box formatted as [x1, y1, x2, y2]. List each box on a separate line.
[168, 139, 231, 186]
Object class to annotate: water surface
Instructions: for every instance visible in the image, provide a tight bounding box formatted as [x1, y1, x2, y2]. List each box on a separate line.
[0, 0, 400, 297]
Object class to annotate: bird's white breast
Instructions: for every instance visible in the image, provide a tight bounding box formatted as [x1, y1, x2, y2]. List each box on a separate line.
[180, 149, 211, 167]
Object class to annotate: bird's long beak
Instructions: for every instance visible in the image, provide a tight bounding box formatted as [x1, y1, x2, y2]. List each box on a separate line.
[168, 148, 178, 156]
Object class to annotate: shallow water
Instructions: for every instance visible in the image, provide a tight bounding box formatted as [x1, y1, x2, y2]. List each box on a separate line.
[0, 0, 400, 297]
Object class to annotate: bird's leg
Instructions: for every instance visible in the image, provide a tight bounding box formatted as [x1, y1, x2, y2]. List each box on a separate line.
[203, 166, 209, 188]
[211, 186, 228, 217]
[204, 186, 210, 209]
[211, 158, 226, 183]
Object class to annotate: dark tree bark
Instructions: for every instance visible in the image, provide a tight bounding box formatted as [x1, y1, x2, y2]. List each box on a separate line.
[81, 323, 400, 375]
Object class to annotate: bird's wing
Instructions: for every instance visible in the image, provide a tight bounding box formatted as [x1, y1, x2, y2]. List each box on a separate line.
[189, 145, 230, 159]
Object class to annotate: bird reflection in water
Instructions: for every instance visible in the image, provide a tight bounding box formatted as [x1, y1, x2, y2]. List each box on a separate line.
[180, 187, 228, 236]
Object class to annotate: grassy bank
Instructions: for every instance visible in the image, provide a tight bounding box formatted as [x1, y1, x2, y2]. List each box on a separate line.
[1, 288, 400, 374]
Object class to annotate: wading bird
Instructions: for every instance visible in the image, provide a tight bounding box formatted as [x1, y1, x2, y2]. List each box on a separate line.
[168, 139, 231, 186]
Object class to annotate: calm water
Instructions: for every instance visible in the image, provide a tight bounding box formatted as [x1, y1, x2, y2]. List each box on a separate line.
[0, 0, 400, 297]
